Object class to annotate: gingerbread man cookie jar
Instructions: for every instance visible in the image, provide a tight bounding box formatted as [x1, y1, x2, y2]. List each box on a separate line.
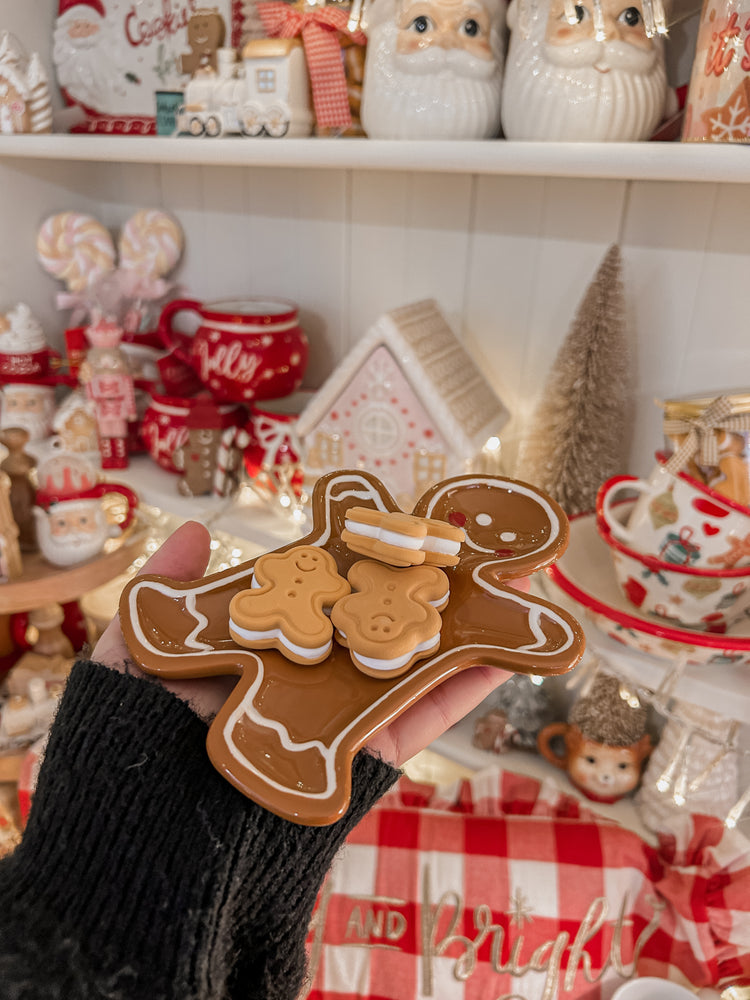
[119, 471, 585, 824]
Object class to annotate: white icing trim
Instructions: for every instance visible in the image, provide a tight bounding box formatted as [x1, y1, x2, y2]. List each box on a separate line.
[423, 477, 562, 558]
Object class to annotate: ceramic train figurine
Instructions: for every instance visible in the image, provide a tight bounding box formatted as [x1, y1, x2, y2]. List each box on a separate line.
[176, 42, 312, 138]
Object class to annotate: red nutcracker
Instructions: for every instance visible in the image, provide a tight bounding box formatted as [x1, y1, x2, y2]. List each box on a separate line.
[78, 318, 137, 469]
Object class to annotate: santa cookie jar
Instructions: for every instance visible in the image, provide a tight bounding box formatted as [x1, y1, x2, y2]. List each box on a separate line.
[501, 0, 675, 140]
[360, 0, 506, 139]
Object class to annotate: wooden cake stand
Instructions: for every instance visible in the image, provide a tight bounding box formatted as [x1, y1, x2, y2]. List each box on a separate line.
[0, 529, 149, 616]
[0, 529, 149, 783]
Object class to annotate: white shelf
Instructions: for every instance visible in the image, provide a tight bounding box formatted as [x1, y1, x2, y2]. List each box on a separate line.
[1, 134, 749, 183]
[116, 455, 306, 553]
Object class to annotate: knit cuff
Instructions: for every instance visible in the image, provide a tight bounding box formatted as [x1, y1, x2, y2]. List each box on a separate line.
[0, 660, 400, 1000]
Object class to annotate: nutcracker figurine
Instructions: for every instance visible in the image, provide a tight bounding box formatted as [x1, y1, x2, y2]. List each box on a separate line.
[78, 318, 136, 469]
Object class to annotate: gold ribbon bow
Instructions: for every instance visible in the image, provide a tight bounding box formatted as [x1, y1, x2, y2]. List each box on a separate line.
[663, 395, 750, 474]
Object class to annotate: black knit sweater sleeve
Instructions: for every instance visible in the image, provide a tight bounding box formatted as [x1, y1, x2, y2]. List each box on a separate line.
[0, 660, 400, 1000]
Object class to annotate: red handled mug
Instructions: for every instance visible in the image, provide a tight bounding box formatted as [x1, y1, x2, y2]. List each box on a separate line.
[33, 482, 139, 568]
[157, 298, 309, 404]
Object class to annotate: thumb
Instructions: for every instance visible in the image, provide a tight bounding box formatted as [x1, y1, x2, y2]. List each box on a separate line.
[93, 520, 212, 668]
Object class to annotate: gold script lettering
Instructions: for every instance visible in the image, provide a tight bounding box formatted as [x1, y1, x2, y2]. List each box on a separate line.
[610, 894, 665, 978]
[307, 865, 667, 1000]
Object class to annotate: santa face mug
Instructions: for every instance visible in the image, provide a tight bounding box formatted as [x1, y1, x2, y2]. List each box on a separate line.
[33, 482, 138, 568]
[500, 0, 673, 140]
[360, 0, 506, 139]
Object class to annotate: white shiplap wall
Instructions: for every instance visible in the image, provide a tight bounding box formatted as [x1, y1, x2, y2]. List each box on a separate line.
[0, 0, 745, 486]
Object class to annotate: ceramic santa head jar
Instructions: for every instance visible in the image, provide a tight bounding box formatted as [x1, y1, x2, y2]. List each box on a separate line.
[360, 0, 506, 138]
[501, 0, 673, 140]
[0, 381, 57, 443]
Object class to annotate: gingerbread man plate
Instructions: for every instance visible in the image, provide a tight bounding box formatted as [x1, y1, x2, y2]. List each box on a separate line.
[119, 470, 585, 824]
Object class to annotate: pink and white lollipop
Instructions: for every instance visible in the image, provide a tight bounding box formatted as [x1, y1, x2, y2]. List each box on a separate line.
[36, 212, 116, 292]
[119, 209, 184, 279]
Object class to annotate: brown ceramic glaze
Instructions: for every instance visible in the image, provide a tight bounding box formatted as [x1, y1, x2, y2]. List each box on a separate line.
[119, 470, 585, 825]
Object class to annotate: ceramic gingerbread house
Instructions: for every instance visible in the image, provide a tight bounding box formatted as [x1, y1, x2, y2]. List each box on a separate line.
[0, 32, 52, 135]
[296, 299, 510, 508]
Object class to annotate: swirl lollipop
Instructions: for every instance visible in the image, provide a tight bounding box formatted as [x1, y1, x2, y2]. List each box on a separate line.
[36, 212, 116, 292]
[119, 209, 184, 278]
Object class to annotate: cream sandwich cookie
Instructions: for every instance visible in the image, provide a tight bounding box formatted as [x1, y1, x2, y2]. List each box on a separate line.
[228, 545, 350, 665]
[330, 559, 449, 679]
[342, 506, 465, 567]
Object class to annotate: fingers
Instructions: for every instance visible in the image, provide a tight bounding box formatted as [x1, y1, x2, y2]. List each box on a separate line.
[138, 520, 212, 581]
[367, 665, 511, 766]
[93, 521, 212, 669]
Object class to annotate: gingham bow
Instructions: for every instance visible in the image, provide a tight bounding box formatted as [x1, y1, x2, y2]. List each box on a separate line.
[663, 395, 750, 474]
[257, 2, 367, 130]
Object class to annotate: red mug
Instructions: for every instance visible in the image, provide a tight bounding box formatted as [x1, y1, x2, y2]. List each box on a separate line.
[0, 347, 56, 380]
[244, 398, 308, 497]
[141, 393, 247, 474]
[157, 297, 309, 404]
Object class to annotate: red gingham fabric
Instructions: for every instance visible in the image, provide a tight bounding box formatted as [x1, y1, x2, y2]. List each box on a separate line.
[303, 768, 750, 1000]
[257, 2, 366, 129]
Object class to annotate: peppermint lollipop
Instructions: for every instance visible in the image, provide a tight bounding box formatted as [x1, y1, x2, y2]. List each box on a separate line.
[119, 209, 184, 278]
[36, 212, 116, 292]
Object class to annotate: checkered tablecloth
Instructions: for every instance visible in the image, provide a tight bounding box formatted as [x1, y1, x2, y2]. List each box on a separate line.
[303, 768, 750, 1000]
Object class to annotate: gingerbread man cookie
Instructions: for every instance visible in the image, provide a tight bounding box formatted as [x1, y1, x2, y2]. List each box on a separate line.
[119, 470, 585, 826]
[229, 546, 350, 664]
[331, 560, 449, 678]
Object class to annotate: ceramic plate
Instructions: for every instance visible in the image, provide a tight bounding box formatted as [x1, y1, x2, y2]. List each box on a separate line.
[52, 1, 246, 134]
[546, 509, 750, 666]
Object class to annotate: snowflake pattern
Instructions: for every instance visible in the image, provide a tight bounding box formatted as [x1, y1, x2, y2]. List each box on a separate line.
[707, 91, 750, 141]
[508, 886, 534, 928]
[366, 352, 394, 400]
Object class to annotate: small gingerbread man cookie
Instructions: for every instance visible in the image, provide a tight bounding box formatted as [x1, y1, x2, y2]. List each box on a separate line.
[331, 559, 449, 679]
[229, 545, 350, 664]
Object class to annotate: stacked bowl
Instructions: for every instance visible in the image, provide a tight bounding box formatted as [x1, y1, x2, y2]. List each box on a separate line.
[596, 453, 750, 633]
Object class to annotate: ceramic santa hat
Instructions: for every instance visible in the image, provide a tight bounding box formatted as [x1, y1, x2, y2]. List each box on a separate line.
[34, 451, 100, 508]
[59, 0, 106, 19]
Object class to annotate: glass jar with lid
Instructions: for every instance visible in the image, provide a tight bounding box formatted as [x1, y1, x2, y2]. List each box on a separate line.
[661, 390, 750, 509]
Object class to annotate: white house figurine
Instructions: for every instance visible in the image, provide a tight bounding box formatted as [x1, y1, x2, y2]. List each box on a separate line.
[296, 299, 510, 509]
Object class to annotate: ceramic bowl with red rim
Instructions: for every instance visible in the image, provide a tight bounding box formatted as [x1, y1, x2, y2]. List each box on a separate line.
[597, 454, 750, 570]
[545, 509, 750, 667]
[596, 499, 750, 631]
